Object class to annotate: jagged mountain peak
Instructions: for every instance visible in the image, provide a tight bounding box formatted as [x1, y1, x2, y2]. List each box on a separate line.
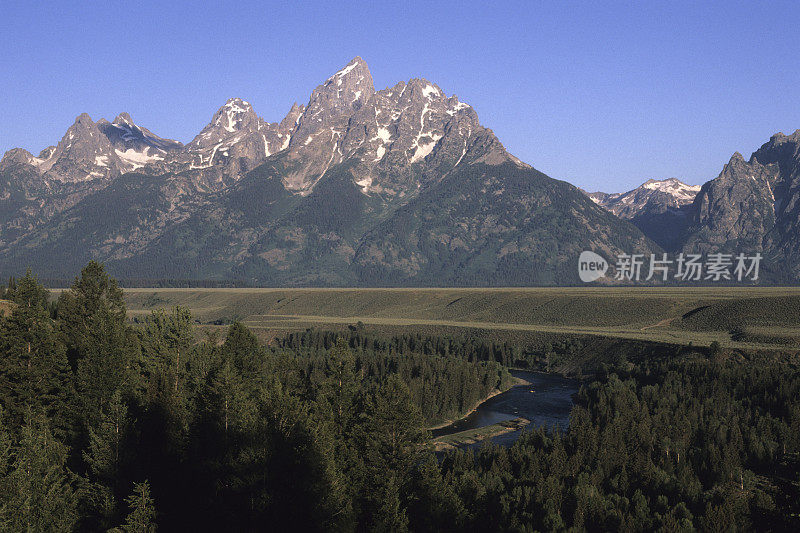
[113, 112, 135, 126]
[729, 151, 746, 163]
[297, 58, 375, 133]
[97, 112, 182, 171]
[279, 102, 305, 131]
[187, 97, 264, 151]
[73, 112, 94, 124]
[213, 98, 259, 132]
[324, 56, 373, 90]
[38, 112, 123, 182]
[406, 78, 445, 99]
[768, 129, 800, 144]
[0, 148, 36, 171]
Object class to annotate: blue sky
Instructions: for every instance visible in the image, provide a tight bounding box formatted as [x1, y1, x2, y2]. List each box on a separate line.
[1, 1, 798, 192]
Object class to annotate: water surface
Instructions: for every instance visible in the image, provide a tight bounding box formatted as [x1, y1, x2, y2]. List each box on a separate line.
[432, 370, 581, 446]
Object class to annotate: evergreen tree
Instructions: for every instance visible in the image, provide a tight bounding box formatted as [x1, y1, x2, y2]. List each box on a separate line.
[360, 374, 428, 474]
[58, 261, 136, 427]
[121, 480, 157, 533]
[0, 409, 79, 532]
[317, 337, 359, 442]
[82, 389, 131, 528]
[221, 321, 267, 378]
[371, 474, 409, 533]
[0, 270, 74, 438]
[138, 306, 194, 408]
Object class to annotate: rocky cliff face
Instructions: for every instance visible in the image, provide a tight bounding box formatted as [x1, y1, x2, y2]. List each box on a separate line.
[684, 152, 779, 254]
[680, 131, 800, 281]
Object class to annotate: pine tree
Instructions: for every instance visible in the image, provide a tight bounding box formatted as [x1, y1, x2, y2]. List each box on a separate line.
[82, 389, 131, 527]
[0, 409, 79, 532]
[138, 306, 194, 404]
[221, 321, 267, 378]
[121, 480, 157, 533]
[0, 270, 75, 438]
[318, 337, 359, 441]
[360, 374, 428, 474]
[355, 374, 427, 528]
[370, 474, 409, 533]
[84, 389, 129, 483]
[58, 262, 135, 427]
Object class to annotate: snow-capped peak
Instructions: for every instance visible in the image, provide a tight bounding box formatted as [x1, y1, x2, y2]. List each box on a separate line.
[216, 98, 254, 133]
[641, 178, 701, 201]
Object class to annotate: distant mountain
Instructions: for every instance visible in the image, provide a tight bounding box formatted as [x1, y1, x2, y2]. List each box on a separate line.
[588, 178, 701, 250]
[681, 131, 800, 282]
[0, 56, 673, 285]
[586, 131, 800, 283]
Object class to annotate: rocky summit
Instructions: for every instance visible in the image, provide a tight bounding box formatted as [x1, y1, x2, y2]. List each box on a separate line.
[680, 131, 800, 282]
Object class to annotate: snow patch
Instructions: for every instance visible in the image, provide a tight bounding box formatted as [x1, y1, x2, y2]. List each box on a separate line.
[356, 175, 373, 193]
[410, 135, 442, 163]
[422, 84, 440, 99]
[377, 127, 391, 143]
[447, 102, 471, 116]
[262, 134, 271, 157]
[640, 179, 701, 201]
[115, 148, 163, 170]
[335, 62, 358, 78]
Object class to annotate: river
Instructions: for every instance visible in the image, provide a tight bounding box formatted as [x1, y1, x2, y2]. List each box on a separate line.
[432, 370, 581, 447]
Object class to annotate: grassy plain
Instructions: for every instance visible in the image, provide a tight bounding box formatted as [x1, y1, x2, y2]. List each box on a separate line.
[118, 287, 800, 351]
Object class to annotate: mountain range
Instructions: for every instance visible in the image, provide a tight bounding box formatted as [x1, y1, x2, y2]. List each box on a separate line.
[0, 57, 797, 285]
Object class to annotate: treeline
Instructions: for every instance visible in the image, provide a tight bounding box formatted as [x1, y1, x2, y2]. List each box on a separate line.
[1, 274, 258, 290]
[276, 328, 585, 373]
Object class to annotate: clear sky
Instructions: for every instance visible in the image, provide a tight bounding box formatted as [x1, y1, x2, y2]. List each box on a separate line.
[1, 1, 799, 193]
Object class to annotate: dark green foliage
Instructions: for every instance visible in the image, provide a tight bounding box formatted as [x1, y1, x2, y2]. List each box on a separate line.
[58, 261, 137, 429]
[0, 270, 74, 437]
[435, 356, 800, 531]
[0, 410, 79, 532]
[120, 480, 156, 533]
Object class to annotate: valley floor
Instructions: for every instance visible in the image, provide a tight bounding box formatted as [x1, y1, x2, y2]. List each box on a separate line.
[118, 286, 800, 352]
